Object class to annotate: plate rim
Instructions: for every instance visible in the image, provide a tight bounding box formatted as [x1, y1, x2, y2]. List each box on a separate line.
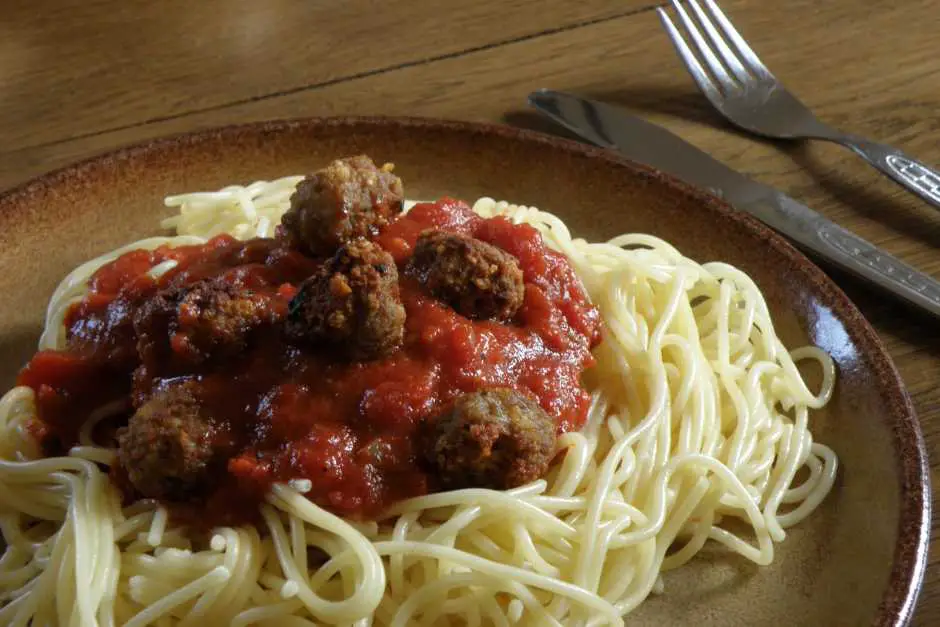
[0, 115, 930, 625]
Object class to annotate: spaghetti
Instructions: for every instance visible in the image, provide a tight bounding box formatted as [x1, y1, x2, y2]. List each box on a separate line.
[0, 175, 837, 626]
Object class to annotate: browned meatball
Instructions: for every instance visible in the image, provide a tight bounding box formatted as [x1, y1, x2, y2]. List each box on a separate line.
[134, 279, 278, 370]
[281, 155, 405, 256]
[286, 239, 405, 360]
[408, 230, 524, 321]
[428, 388, 556, 490]
[117, 383, 228, 500]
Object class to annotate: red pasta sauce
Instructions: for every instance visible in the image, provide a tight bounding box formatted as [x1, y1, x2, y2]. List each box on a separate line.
[17, 199, 601, 524]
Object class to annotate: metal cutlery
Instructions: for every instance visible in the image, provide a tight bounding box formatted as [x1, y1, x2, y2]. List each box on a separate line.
[659, 0, 940, 209]
[528, 88, 940, 320]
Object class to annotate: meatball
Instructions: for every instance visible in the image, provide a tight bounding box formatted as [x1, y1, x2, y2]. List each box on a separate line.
[286, 239, 405, 360]
[117, 383, 228, 500]
[408, 230, 524, 321]
[281, 155, 405, 256]
[134, 279, 277, 370]
[428, 388, 556, 490]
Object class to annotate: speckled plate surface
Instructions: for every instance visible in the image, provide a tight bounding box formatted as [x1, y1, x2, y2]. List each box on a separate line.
[0, 117, 928, 626]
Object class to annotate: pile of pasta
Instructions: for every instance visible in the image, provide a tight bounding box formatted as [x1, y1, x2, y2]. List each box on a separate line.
[0, 177, 837, 626]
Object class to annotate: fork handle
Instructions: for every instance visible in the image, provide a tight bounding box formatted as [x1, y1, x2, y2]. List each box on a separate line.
[837, 136, 940, 209]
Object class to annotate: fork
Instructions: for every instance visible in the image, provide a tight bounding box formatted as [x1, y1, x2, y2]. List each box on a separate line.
[658, 0, 940, 210]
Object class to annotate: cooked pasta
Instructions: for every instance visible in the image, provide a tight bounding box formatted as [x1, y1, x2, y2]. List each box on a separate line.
[0, 175, 837, 626]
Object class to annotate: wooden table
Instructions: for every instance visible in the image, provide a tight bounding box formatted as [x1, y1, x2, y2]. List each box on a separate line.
[2, 0, 938, 622]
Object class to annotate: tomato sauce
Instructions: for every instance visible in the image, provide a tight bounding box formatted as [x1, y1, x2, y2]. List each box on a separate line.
[18, 199, 601, 523]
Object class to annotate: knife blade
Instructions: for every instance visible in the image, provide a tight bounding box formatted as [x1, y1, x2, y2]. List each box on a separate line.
[528, 88, 940, 320]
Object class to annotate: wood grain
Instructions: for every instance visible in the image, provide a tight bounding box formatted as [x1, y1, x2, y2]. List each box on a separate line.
[0, 0, 654, 152]
[1, 0, 939, 623]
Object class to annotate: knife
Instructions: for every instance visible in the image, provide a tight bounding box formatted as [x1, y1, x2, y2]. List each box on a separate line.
[528, 88, 940, 320]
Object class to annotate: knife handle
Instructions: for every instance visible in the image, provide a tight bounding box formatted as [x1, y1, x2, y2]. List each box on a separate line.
[769, 193, 940, 318]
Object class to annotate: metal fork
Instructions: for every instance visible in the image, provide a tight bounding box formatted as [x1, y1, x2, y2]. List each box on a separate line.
[659, 0, 940, 210]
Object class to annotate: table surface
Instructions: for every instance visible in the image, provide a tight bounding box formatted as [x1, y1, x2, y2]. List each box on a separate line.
[2, 0, 939, 623]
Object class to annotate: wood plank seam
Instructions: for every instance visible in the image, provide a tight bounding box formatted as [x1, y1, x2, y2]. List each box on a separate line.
[22, 3, 662, 154]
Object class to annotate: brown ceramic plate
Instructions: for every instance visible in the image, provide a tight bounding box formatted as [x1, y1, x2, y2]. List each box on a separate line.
[0, 117, 929, 626]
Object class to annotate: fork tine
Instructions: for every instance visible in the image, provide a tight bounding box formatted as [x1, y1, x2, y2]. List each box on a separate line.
[685, 0, 750, 83]
[669, 0, 739, 94]
[656, 8, 724, 106]
[701, 0, 774, 80]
